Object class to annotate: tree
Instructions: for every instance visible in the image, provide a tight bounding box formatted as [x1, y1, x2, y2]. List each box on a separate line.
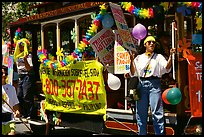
[2, 2, 42, 41]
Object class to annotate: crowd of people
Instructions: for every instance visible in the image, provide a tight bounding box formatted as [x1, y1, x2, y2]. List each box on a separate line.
[2, 38, 37, 135]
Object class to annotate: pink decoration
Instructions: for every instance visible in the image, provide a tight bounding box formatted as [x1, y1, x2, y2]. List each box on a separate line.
[93, 19, 100, 26]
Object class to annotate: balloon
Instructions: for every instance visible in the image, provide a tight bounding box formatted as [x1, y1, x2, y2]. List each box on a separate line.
[2, 44, 8, 55]
[107, 73, 121, 90]
[102, 13, 114, 28]
[166, 88, 182, 105]
[132, 23, 147, 40]
[162, 88, 171, 104]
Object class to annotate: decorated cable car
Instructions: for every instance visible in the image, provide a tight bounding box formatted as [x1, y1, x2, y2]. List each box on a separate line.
[7, 2, 202, 135]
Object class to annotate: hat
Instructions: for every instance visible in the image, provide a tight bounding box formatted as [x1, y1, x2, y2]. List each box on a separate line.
[144, 36, 156, 45]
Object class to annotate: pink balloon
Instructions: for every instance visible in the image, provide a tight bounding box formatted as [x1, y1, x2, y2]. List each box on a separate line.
[132, 23, 147, 40]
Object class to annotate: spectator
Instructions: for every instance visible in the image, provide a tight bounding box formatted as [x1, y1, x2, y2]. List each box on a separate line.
[2, 65, 21, 135]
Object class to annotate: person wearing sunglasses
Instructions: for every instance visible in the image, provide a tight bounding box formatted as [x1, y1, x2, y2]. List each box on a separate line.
[128, 35, 176, 135]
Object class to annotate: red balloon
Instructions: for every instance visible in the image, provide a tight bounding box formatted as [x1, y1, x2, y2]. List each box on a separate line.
[162, 88, 171, 104]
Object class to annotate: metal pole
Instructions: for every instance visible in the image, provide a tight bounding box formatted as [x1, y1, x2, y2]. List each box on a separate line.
[106, 114, 138, 134]
[171, 21, 176, 80]
[125, 78, 127, 110]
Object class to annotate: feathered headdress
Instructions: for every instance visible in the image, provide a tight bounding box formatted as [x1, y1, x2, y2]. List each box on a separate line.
[13, 38, 30, 62]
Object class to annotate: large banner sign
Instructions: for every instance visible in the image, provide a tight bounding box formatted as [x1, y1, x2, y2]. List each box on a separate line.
[188, 53, 202, 117]
[90, 28, 115, 73]
[109, 2, 135, 52]
[39, 60, 107, 117]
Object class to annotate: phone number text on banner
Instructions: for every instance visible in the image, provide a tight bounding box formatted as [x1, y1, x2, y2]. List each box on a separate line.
[39, 60, 107, 116]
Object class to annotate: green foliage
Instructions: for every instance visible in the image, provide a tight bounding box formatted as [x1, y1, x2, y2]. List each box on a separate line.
[2, 2, 41, 41]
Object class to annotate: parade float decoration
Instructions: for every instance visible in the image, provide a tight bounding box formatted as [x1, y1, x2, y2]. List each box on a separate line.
[6, 2, 200, 123]
[8, 2, 202, 134]
[178, 37, 195, 64]
[132, 23, 147, 45]
[36, 2, 202, 69]
[162, 87, 182, 105]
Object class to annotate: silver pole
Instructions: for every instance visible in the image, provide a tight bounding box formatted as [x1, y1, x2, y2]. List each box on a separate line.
[171, 21, 176, 80]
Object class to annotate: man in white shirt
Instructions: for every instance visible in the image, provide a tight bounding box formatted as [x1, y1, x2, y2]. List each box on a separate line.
[128, 35, 176, 135]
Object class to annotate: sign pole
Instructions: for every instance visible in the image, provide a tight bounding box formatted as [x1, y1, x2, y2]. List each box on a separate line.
[171, 21, 176, 80]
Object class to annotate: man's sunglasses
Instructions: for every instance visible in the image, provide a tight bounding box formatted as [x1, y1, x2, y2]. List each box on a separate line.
[147, 41, 156, 44]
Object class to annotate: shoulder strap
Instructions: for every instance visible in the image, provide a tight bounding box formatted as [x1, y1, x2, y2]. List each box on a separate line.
[144, 53, 155, 78]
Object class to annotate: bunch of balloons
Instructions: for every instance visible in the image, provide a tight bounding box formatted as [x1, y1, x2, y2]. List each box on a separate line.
[162, 88, 182, 105]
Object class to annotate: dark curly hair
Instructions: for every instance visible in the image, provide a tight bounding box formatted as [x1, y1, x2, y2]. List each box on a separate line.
[2, 65, 8, 76]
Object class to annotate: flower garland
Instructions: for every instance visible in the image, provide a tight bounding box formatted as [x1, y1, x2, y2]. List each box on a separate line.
[178, 37, 195, 64]
[13, 27, 22, 48]
[120, 2, 202, 18]
[120, 2, 154, 19]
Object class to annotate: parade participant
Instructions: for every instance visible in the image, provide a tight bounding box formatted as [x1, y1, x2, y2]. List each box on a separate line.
[2, 65, 21, 135]
[128, 35, 176, 135]
[13, 38, 36, 120]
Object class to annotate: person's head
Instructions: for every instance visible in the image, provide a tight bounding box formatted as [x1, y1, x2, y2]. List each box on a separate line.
[19, 42, 24, 52]
[2, 65, 8, 85]
[143, 36, 156, 53]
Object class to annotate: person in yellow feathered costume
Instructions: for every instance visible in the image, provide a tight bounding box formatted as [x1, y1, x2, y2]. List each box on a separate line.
[13, 37, 37, 120]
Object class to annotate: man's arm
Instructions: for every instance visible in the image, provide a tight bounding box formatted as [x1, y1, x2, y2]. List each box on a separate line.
[13, 104, 21, 118]
[23, 55, 32, 71]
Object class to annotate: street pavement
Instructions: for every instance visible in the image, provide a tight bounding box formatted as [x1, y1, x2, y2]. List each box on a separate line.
[15, 121, 108, 135]
[15, 121, 32, 135]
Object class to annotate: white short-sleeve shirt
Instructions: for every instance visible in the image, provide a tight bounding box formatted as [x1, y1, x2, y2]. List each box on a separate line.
[133, 53, 171, 78]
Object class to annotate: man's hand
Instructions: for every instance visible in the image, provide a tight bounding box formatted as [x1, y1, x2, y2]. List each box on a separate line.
[124, 73, 130, 78]
[14, 110, 21, 118]
[23, 54, 29, 61]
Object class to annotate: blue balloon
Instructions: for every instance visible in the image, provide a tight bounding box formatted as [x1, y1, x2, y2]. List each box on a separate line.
[102, 13, 114, 28]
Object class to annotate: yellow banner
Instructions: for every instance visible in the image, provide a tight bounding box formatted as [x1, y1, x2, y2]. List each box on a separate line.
[39, 60, 107, 118]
